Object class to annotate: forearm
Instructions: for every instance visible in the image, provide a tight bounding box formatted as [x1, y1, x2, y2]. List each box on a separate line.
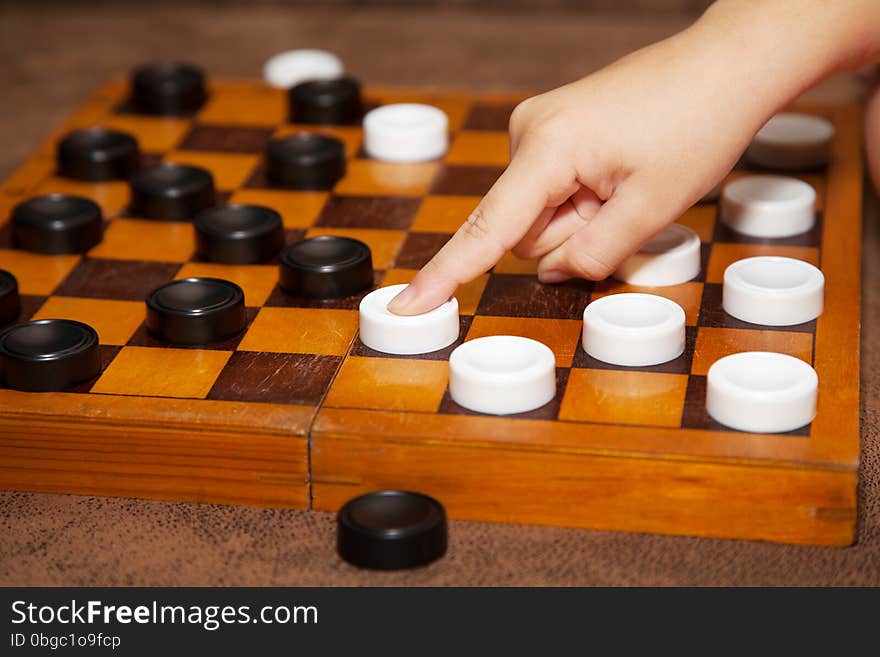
[623, 0, 880, 167]
[692, 0, 880, 105]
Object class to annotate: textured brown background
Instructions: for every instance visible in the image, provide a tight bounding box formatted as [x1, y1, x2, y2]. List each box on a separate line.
[1, 1, 878, 585]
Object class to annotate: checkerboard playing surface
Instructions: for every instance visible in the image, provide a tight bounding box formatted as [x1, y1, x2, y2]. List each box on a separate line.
[0, 79, 862, 545]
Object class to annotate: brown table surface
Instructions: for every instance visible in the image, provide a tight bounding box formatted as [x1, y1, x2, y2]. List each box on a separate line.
[1, 2, 877, 586]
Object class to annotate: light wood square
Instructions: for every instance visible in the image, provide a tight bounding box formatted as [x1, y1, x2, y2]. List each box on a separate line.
[410, 195, 480, 233]
[560, 369, 689, 427]
[88, 219, 195, 262]
[228, 189, 328, 229]
[92, 346, 232, 398]
[0, 250, 80, 295]
[239, 307, 358, 355]
[324, 356, 449, 412]
[32, 297, 144, 345]
[175, 263, 279, 306]
[466, 315, 582, 367]
[691, 327, 814, 376]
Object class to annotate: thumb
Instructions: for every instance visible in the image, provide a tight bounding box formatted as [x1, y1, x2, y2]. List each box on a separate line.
[536, 186, 665, 283]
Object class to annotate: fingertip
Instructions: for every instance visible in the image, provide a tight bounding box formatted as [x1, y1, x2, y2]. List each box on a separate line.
[386, 276, 458, 316]
[386, 284, 417, 315]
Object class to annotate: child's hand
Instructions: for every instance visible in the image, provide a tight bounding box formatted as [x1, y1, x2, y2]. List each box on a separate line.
[389, 0, 880, 316]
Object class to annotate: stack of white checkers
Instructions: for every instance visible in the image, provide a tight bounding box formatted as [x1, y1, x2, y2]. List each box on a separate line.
[363, 104, 449, 162]
[263, 49, 345, 89]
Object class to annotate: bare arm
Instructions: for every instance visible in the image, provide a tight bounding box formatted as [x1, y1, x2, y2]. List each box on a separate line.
[389, 0, 880, 315]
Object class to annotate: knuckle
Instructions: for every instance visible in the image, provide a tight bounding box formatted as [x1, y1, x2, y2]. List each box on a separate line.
[524, 113, 565, 145]
[459, 206, 492, 242]
[508, 98, 535, 134]
[568, 251, 615, 281]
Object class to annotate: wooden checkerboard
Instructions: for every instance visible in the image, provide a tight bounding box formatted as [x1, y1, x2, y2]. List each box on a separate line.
[0, 78, 862, 545]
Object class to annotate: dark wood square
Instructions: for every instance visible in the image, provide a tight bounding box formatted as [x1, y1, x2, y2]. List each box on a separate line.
[431, 165, 505, 196]
[696, 243, 712, 283]
[680, 374, 811, 437]
[67, 345, 123, 394]
[0, 221, 12, 248]
[127, 307, 259, 350]
[462, 103, 518, 131]
[571, 326, 697, 375]
[315, 196, 421, 229]
[177, 124, 275, 153]
[11, 295, 47, 324]
[438, 367, 569, 420]
[207, 351, 342, 405]
[697, 283, 817, 333]
[393, 232, 450, 269]
[54, 258, 181, 301]
[476, 274, 592, 320]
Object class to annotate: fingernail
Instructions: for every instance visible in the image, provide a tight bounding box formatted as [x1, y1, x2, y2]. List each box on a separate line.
[387, 284, 417, 315]
[538, 269, 568, 284]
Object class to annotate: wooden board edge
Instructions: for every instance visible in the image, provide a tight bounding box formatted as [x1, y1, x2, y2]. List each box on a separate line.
[0, 414, 310, 509]
[0, 390, 316, 438]
[313, 408, 860, 473]
[311, 435, 857, 546]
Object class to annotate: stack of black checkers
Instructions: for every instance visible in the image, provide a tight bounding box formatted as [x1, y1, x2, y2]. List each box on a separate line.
[11, 195, 103, 254]
[279, 236, 373, 299]
[131, 62, 207, 116]
[194, 205, 284, 264]
[146, 278, 247, 345]
[266, 76, 363, 190]
[130, 163, 215, 221]
[337, 491, 448, 570]
[58, 127, 140, 181]
[0, 319, 101, 392]
[265, 133, 346, 190]
[289, 77, 362, 125]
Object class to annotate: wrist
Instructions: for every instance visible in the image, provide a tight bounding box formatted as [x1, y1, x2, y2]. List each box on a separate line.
[691, 1, 878, 109]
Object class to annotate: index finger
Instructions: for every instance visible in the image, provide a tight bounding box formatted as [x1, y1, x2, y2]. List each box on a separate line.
[387, 148, 576, 315]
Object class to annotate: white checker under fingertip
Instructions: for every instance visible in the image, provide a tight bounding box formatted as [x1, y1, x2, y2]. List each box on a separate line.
[746, 112, 834, 171]
[363, 103, 449, 162]
[449, 336, 556, 415]
[706, 352, 818, 433]
[613, 224, 701, 286]
[582, 293, 686, 367]
[723, 256, 824, 326]
[263, 49, 344, 89]
[359, 284, 459, 355]
[721, 175, 816, 238]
